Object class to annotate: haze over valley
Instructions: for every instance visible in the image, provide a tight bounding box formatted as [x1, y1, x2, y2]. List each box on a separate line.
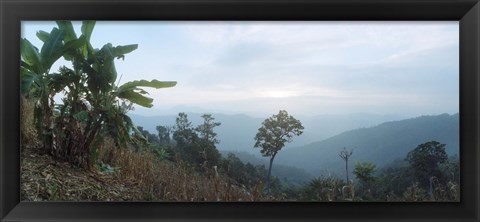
[130, 111, 459, 183]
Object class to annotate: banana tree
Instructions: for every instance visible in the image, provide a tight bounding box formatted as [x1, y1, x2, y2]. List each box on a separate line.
[21, 22, 87, 152]
[21, 21, 177, 168]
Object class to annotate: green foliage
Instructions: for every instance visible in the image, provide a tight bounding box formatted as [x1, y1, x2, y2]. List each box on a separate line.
[353, 161, 376, 200]
[254, 110, 304, 158]
[196, 114, 221, 144]
[298, 175, 343, 201]
[441, 155, 460, 183]
[405, 141, 448, 188]
[173, 112, 196, 145]
[376, 164, 415, 199]
[353, 161, 376, 186]
[172, 113, 222, 169]
[154, 147, 171, 160]
[196, 114, 222, 167]
[20, 38, 43, 74]
[222, 153, 254, 186]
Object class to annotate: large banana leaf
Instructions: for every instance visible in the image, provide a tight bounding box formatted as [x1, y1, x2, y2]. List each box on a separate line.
[56, 21, 77, 42]
[40, 28, 66, 69]
[36, 31, 50, 42]
[20, 66, 38, 94]
[81, 21, 95, 42]
[118, 90, 155, 108]
[118, 79, 177, 92]
[80, 21, 95, 58]
[85, 44, 117, 94]
[112, 44, 138, 59]
[58, 35, 87, 61]
[44, 35, 87, 68]
[116, 80, 176, 107]
[20, 39, 44, 74]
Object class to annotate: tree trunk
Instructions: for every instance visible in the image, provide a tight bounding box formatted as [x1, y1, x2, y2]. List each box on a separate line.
[267, 155, 275, 194]
[345, 160, 349, 183]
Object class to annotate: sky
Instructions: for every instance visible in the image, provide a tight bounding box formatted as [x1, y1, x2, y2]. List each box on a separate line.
[21, 21, 459, 118]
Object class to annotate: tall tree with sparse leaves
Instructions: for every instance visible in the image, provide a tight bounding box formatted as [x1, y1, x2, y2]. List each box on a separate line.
[339, 147, 353, 183]
[254, 110, 304, 194]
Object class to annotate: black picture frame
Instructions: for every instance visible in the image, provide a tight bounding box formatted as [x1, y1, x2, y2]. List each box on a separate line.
[1, 0, 479, 221]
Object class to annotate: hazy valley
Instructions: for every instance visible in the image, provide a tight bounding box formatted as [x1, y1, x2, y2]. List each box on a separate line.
[130, 112, 459, 184]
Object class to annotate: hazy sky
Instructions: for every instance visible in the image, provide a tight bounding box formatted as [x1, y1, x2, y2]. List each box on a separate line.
[22, 21, 459, 117]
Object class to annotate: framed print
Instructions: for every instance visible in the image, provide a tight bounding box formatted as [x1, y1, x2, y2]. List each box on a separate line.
[1, 0, 479, 221]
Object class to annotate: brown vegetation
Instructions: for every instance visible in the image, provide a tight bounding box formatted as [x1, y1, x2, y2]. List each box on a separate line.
[21, 97, 265, 201]
[22, 136, 266, 201]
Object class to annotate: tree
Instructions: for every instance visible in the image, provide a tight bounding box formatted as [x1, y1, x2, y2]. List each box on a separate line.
[171, 113, 222, 169]
[195, 114, 222, 168]
[353, 161, 376, 192]
[353, 161, 376, 184]
[173, 112, 195, 145]
[196, 114, 221, 144]
[339, 147, 353, 183]
[156, 125, 172, 145]
[21, 23, 89, 153]
[254, 110, 304, 193]
[172, 113, 197, 163]
[21, 21, 177, 168]
[405, 141, 448, 188]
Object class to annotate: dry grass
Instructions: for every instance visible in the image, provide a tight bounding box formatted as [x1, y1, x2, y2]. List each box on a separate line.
[22, 135, 264, 201]
[21, 147, 145, 201]
[97, 138, 262, 201]
[21, 96, 261, 201]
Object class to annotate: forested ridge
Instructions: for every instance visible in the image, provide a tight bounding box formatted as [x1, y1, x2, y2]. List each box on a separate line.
[21, 21, 459, 202]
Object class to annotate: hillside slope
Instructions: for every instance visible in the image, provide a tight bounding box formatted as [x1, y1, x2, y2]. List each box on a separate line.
[220, 151, 314, 186]
[276, 113, 459, 177]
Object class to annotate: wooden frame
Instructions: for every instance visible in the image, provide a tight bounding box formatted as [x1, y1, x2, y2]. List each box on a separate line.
[1, 0, 479, 221]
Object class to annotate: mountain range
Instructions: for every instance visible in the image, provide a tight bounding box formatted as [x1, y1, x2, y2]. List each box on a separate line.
[276, 113, 459, 177]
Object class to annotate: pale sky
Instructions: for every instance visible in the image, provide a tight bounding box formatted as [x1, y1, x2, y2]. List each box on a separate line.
[21, 21, 459, 117]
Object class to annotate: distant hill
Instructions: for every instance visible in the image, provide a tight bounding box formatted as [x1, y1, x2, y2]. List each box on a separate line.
[276, 113, 459, 177]
[128, 112, 404, 154]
